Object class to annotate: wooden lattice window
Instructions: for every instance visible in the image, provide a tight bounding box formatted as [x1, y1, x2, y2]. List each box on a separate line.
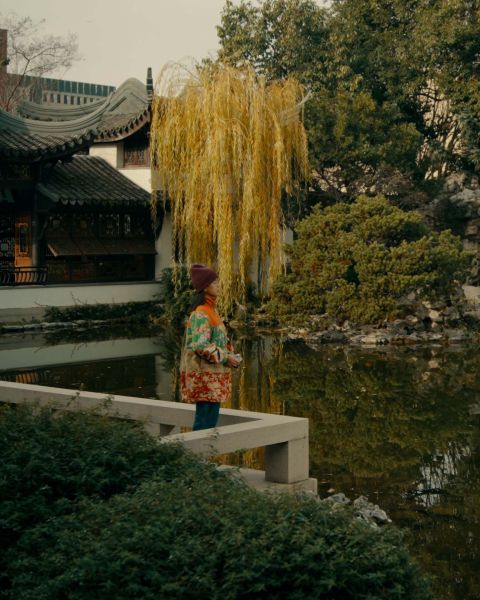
[123, 214, 148, 238]
[124, 145, 150, 167]
[0, 216, 14, 257]
[99, 214, 120, 238]
[73, 213, 96, 238]
[48, 213, 71, 237]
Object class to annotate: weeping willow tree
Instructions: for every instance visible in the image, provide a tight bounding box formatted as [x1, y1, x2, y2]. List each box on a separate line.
[150, 63, 309, 314]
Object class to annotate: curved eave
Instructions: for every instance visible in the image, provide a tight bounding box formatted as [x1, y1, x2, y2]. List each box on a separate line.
[17, 97, 105, 121]
[52, 197, 149, 206]
[95, 108, 151, 142]
[37, 193, 149, 206]
[0, 131, 96, 164]
[6, 78, 148, 135]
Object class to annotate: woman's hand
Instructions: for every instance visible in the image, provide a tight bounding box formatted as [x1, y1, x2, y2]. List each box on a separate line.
[227, 354, 242, 368]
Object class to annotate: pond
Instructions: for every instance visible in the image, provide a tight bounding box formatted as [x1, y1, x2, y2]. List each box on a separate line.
[0, 327, 479, 600]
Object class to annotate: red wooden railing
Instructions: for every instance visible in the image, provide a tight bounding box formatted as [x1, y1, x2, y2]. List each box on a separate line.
[0, 267, 48, 286]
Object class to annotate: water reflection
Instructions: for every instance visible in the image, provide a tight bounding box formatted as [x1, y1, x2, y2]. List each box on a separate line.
[1, 331, 479, 598]
[237, 340, 480, 600]
[0, 331, 173, 401]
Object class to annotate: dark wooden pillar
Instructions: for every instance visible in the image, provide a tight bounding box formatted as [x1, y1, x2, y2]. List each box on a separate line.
[31, 166, 40, 268]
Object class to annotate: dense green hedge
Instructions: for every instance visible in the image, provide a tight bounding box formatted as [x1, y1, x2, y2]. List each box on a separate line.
[44, 301, 163, 324]
[0, 406, 194, 569]
[0, 405, 432, 599]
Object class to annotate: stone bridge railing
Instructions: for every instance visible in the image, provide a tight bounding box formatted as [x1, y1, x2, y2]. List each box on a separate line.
[0, 381, 315, 490]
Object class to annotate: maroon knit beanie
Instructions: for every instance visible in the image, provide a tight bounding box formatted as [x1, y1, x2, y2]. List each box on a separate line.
[190, 263, 218, 293]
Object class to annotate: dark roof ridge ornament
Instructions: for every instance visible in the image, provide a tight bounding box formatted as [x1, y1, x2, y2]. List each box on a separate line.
[10, 78, 147, 133]
[146, 67, 153, 104]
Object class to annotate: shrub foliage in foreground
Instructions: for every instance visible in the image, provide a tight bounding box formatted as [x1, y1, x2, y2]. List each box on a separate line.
[268, 195, 469, 325]
[0, 405, 432, 599]
[0, 404, 193, 554]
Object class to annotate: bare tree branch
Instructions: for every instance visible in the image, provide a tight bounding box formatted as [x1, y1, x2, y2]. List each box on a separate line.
[0, 12, 81, 111]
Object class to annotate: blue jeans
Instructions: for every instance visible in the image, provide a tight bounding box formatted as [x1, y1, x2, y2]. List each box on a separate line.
[193, 401, 220, 431]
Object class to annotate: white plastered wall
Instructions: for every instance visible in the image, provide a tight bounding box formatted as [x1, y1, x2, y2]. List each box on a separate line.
[89, 142, 169, 277]
[89, 143, 122, 168]
[0, 281, 161, 322]
[119, 168, 151, 193]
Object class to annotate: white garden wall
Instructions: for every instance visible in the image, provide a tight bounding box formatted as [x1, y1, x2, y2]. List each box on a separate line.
[0, 281, 161, 323]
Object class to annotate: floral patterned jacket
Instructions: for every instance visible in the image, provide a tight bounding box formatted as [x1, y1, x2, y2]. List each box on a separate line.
[180, 298, 234, 404]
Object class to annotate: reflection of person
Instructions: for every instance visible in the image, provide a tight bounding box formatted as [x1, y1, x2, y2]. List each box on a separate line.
[180, 264, 241, 431]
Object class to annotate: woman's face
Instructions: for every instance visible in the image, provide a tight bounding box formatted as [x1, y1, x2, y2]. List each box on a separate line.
[204, 278, 219, 297]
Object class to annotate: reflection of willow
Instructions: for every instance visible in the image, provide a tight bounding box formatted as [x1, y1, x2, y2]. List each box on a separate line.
[218, 335, 284, 470]
[232, 336, 283, 414]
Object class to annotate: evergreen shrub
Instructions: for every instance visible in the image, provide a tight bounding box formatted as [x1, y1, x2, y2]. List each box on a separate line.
[5, 467, 432, 600]
[268, 195, 470, 325]
[0, 404, 191, 555]
[0, 405, 432, 599]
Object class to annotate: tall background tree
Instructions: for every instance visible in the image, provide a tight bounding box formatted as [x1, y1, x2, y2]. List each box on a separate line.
[217, 0, 480, 207]
[0, 12, 80, 111]
[328, 0, 480, 181]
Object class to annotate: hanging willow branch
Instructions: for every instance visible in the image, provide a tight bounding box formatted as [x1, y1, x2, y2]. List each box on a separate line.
[150, 63, 309, 314]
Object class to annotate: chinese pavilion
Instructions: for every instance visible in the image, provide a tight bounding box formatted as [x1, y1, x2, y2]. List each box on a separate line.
[0, 74, 156, 286]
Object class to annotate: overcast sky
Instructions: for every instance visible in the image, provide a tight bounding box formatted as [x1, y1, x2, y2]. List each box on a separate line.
[2, 1, 329, 88]
[1, 0, 230, 87]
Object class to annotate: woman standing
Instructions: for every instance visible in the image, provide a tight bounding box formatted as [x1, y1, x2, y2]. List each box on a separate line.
[180, 264, 241, 431]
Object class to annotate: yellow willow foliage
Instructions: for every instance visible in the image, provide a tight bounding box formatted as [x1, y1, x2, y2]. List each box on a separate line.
[150, 63, 309, 314]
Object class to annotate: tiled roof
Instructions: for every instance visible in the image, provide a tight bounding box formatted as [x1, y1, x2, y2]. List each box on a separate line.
[18, 78, 148, 124]
[0, 128, 95, 161]
[1, 78, 150, 161]
[37, 155, 151, 206]
[18, 78, 149, 138]
[47, 238, 156, 257]
[17, 98, 105, 121]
